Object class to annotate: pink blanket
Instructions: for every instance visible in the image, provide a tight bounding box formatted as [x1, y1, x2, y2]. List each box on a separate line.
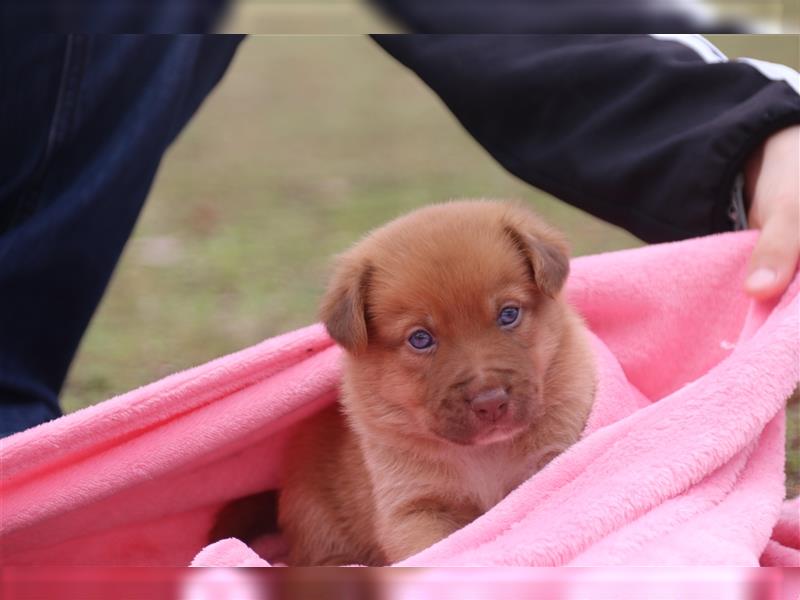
[2, 231, 798, 567]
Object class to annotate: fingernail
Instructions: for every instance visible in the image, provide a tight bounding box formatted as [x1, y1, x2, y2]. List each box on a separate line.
[746, 267, 777, 290]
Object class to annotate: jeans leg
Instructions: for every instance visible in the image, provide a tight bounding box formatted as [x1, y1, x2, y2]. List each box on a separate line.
[0, 34, 243, 436]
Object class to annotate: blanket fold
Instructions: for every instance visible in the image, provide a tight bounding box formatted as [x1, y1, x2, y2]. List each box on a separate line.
[1, 231, 797, 567]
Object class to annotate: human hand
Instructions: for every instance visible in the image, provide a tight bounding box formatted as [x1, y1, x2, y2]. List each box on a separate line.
[743, 124, 800, 300]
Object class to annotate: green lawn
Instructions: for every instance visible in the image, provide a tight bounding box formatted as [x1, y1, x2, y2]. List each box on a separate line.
[60, 34, 799, 496]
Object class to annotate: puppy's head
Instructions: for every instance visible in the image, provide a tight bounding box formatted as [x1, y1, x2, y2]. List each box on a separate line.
[321, 200, 571, 446]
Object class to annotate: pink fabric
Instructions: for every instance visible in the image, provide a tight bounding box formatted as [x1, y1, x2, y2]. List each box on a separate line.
[190, 539, 270, 567]
[2, 231, 797, 567]
[760, 498, 800, 567]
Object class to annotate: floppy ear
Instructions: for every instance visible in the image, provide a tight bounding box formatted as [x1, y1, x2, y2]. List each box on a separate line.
[503, 217, 570, 298]
[319, 253, 372, 353]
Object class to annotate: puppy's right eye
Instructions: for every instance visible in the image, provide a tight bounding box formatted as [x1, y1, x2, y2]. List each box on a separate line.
[408, 329, 435, 351]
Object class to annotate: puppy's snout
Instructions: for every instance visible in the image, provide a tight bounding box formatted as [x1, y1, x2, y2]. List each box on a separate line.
[469, 387, 509, 423]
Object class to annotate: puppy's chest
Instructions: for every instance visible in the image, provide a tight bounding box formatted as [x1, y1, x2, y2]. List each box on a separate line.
[455, 451, 535, 512]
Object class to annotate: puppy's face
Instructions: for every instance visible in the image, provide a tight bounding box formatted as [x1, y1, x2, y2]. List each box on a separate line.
[321, 201, 570, 446]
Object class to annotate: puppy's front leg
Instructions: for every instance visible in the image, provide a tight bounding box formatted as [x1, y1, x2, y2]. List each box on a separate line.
[378, 499, 478, 563]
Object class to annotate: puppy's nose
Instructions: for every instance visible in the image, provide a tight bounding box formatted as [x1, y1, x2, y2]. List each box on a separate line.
[470, 387, 508, 423]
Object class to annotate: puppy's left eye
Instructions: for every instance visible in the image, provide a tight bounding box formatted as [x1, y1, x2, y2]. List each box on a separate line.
[497, 306, 521, 328]
[408, 329, 436, 351]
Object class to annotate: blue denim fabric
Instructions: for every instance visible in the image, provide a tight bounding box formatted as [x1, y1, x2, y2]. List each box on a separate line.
[0, 33, 242, 435]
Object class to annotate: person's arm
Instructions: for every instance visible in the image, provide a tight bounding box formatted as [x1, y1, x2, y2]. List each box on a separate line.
[369, 0, 738, 34]
[373, 35, 800, 245]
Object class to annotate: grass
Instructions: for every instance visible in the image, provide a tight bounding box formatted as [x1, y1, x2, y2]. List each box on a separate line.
[60, 34, 798, 495]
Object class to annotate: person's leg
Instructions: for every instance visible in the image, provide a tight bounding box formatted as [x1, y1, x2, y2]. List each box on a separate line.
[0, 34, 243, 436]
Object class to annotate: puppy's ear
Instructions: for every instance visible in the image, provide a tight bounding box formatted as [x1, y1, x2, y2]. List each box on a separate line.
[319, 254, 372, 353]
[503, 217, 570, 298]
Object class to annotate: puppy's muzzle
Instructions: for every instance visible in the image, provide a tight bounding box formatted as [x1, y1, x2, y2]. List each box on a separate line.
[469, 387, 509, 423]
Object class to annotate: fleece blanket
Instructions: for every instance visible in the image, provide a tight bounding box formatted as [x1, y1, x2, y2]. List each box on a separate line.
[1, 231, 798, 567]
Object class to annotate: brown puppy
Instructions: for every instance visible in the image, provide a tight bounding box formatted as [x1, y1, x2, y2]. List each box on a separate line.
[278, 200, 595, 566]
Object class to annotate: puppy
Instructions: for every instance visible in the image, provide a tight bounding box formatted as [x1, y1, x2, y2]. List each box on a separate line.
[278, 200, 596, 566]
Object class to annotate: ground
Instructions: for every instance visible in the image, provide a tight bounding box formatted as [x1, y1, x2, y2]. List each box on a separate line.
[60, 33, 799, 495]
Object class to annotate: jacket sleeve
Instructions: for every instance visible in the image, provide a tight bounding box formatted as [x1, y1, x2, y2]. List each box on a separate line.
[373, 34, 800, 243]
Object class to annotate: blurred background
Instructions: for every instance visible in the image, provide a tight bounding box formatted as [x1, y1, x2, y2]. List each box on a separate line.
[59, 34, 798, 493]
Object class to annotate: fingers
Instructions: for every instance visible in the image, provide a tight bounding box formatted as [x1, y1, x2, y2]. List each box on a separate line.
[743, 125, 799, 300]
[745, 212, 800, 300]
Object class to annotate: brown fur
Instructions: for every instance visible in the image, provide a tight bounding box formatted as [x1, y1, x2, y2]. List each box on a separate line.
[278, 200, 596, 565]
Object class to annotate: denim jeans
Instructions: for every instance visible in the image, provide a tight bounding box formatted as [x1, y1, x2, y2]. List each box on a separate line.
[0, 33, 243, 435]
